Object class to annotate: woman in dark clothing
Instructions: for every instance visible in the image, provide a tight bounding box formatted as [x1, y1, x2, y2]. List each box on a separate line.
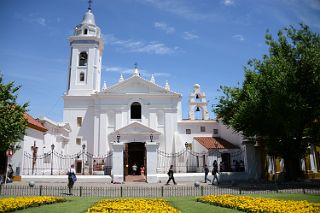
[67, 164, 77, 194]
[212, 160, 219, 185]
[165, 165, 176, 185]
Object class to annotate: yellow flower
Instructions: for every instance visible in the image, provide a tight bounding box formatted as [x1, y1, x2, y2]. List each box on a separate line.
[86, 198, 181, 213]
[197, 194, 320, 213]
[0, 196, 66, 212]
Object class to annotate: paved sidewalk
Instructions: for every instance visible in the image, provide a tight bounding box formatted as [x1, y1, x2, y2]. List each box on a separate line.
[9, 180, 214, 187]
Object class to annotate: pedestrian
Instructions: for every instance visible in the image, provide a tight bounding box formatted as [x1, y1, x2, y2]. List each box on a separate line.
[132, 163, 137, 176]
[212, 160, 219, 185]
[67, 164, 77, 194]
[165, 165, 176, 185]
[204, 164, 210, 183]
[140, 165, 145, 180]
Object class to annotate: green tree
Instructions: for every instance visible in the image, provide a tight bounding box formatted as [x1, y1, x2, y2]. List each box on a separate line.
[215, 24, 320, 180]
[0, 74, 28, 152]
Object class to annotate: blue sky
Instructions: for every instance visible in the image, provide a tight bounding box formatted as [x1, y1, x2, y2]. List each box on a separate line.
[1, 0, 320, 121]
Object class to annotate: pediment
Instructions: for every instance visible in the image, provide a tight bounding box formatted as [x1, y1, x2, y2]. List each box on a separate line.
[103, 76, 180, 96]
[111, 122, 160, 136]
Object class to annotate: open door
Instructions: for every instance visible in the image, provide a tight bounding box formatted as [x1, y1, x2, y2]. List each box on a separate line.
[124, 142, 146, 182]
[75, 160, 82, 174]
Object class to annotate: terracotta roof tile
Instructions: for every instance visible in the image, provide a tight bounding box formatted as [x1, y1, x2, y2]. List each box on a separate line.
[24, 113, 48, 132]
[194, 137, 239, 150]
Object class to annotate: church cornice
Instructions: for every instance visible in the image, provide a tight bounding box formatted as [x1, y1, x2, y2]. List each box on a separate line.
[95, 93, 181, 98]
[101, 75, 181, 97]
[177, 119, 217, 124]
[69, 36, 104, 52]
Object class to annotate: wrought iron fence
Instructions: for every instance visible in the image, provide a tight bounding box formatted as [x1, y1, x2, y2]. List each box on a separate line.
[23, 151, 112, 175]
[1, 182, 319, 197]
[157, 148, 245, 174]
[23, 147, 245, 176]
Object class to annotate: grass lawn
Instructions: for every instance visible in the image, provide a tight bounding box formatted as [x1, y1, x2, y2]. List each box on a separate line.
[11, 193, 320, 213]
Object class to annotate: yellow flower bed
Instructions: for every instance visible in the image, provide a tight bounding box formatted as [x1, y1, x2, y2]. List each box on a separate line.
[86, 198, 181, 213]
[0, 196, 66, 212]
[198, 194, 320, 213]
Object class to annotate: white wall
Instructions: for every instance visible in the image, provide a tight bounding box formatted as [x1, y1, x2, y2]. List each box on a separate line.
[11, 128, 45, 176]
[63, 96, 94, 155]
[218, 121, 243, 146]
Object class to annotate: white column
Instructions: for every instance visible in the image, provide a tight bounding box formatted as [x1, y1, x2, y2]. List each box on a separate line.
[111, 142, 124, 183]
[146, 142, 159, 183]
[93, 109, 100, 155]
[99, 113, 107, 156]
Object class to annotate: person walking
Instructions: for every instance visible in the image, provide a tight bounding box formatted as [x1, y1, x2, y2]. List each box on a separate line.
[204, 164, 210, 183]
[212, 160, 219, 185]
[67, 164, 77, 194]
[165, 165, 176, 185]
[140, 165, 145, 180]
[132, 163, 138, 176]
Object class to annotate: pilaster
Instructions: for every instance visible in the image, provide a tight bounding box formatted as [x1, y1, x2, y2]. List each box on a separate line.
[145, 142, 159, 183]
[111, 142, 124, 183]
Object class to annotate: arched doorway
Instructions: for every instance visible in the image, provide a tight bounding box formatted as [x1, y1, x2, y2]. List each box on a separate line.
[124, 142, 146, 182]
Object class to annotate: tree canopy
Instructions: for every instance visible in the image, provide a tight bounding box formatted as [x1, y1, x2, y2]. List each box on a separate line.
[215, 24, 320, 180]
[0, 74, 28, 151]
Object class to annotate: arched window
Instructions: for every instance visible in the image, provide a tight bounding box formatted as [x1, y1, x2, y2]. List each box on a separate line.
[79, 72, 85, 82]
[79, 52, 88, 66]
[84, 28, 88, 35]
[131, 102, 141, 119]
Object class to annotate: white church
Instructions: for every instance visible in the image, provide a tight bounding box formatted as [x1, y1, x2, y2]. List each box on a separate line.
[62, 5, 250, 183]
[9, 5, 319, 183]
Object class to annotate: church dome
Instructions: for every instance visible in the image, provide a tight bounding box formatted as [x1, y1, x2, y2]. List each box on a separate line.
[81, 9, 96, 26]
[194, 84, 200, 89]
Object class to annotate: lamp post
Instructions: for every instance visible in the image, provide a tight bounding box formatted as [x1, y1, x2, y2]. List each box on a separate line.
[117, 133, 120, 143]
[82, 144, 86, 175]
[185, 142, 188, 173]
[50, 144, 55, 175]
[150, 133, 153, 142]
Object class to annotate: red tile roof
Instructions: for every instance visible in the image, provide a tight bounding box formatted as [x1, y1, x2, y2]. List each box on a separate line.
[194, 137, 239, 150]
[24, 113, 48, 132]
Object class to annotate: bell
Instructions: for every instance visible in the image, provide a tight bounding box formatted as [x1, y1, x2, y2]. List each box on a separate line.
[196, 106, 200, 112]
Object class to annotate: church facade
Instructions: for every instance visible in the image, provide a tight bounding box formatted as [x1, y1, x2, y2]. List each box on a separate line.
[62, 7, 248, 183]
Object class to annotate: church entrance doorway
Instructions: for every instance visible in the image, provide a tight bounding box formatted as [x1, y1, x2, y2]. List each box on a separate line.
[124, 142, 146, 182]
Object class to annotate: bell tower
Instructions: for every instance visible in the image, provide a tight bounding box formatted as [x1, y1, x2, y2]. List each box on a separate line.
[188, 84, 209, 120]
[66, 2, 104, 96]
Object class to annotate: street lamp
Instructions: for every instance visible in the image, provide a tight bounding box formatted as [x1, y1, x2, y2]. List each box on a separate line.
[185, 142, 188, 173]
[50, 144, 55, 175]
[82, 144, 86, 175]
[150, 133, 153, 142]
[117, 133, 120, 143]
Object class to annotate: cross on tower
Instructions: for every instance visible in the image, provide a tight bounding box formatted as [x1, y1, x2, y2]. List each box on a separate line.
[88, 0, 92, 10]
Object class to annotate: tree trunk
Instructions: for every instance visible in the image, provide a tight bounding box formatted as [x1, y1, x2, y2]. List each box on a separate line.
[283, 155, 302, 181]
